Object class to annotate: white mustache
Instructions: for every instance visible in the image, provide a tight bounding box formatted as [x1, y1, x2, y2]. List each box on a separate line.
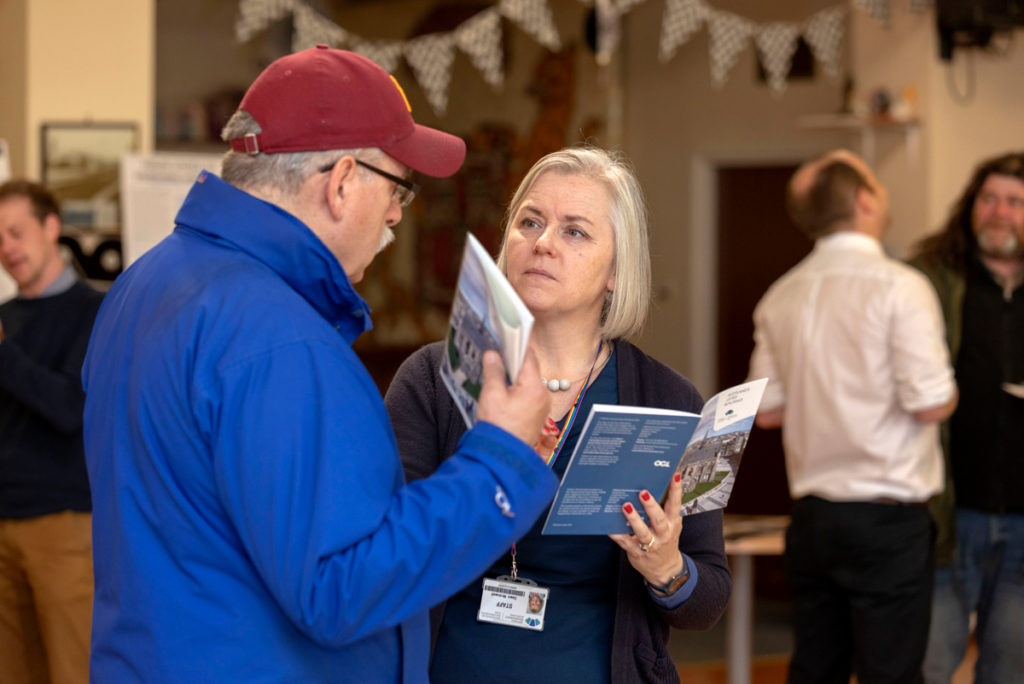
[376, 226, 395, 254]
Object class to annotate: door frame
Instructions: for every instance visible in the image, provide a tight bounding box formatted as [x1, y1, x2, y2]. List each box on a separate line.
[687, 148, 821, 394]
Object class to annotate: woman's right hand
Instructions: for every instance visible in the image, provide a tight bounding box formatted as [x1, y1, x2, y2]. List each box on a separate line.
[534, 417, 559, 458]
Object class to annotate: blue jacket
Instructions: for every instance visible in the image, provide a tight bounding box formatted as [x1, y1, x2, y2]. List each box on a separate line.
[82, 172, 558, 683]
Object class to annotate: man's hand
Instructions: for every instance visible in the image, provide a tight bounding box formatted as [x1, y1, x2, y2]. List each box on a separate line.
[476, 349, 551, 457]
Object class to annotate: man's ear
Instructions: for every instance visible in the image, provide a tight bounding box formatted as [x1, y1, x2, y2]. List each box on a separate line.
[42, 212, 61, 243]
[854, 186, 877, 217]
[325, 156, 358, 221]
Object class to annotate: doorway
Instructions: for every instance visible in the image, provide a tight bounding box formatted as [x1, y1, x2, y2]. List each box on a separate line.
[714, 162, 812, 597]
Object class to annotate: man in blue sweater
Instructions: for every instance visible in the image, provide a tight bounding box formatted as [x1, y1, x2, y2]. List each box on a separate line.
[0, 179, 103, 684]
[82, 46, 557, 683]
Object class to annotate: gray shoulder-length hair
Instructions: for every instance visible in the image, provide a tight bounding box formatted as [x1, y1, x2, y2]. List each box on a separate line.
[219, 111, 375, 196]
[496, 145, 651, 341]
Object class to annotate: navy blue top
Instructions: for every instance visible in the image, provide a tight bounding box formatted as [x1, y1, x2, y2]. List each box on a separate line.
[431, 350, 620, 684]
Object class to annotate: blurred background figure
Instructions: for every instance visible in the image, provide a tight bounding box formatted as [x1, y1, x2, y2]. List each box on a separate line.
[748, 150, 957, 684]
[910, 152, 1024, 684]
[0, 179, 103, 684]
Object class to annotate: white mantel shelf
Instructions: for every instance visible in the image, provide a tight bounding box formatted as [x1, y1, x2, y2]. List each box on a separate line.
[797, 114, 921, 167]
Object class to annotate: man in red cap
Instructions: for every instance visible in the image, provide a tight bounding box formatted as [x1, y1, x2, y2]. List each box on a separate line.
[82, 46, 557, 683]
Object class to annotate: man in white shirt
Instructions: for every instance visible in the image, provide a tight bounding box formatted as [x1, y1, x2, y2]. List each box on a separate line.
[748, 149, 958, 684]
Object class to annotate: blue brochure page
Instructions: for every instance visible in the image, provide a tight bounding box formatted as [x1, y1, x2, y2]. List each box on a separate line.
[541, 378, 768, 535]
[541, 405, 699, 536]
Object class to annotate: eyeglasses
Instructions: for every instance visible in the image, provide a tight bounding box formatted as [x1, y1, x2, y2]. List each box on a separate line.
[320, 158, 420, 207]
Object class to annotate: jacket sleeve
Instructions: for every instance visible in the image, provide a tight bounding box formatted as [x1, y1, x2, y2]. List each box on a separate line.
[205, 339, 558, 648]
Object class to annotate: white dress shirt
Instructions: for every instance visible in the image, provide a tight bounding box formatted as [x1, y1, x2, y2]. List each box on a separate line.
[748, 231, 956, 502]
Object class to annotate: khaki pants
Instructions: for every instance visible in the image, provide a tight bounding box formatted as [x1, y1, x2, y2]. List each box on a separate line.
[0, 511, 93, 684]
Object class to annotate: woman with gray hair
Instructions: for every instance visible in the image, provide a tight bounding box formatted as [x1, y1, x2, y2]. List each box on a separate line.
[386, 145, 730, 683]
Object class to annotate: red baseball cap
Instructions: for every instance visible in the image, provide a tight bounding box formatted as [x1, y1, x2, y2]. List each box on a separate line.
[228, 45, 465, 178]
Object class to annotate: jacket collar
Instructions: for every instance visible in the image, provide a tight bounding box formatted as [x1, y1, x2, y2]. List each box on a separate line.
[174, 171, 372, 342]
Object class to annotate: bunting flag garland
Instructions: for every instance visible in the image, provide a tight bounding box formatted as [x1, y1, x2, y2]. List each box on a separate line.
[292, 3, 348, 52]
[499, 0, 562, 51]
[707, 11, 755, 88]
[595, 0, 623, 66]
[853, 0, 890, 26]
[235, 0, 295, 42]
[658, 0, 708, 63]
[404, 34, 457, 115]
[352, 41, 404, 73]
[803, 6, 846, 79]
[234, 0, 923, 114]
[755, 23, 801, 95]
[453, 9, 505, 89]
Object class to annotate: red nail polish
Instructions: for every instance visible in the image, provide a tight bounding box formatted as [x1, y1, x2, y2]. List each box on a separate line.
[641, 491, 651, 502]
[624, 503, 634, 514]
[674, 473, 682, 483]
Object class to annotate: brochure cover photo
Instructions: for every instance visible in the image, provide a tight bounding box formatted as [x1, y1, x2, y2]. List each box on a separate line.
[542, 378, 768, 535]
[440, 233, 534, 428]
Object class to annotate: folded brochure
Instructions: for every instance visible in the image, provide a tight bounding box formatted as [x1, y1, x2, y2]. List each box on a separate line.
[440, 233, 535, 428]
[542, 378, 768, 535]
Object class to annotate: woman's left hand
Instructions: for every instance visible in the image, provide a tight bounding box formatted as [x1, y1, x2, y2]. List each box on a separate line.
[609, 472, 685, 587]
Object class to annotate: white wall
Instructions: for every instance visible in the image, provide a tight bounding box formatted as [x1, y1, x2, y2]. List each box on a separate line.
[623, 0, 848, 393]
[23, 0, 155, 177]
[924, 32, 1024, 231]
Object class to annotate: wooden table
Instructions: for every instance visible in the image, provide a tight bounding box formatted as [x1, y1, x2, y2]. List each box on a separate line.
[722, 514, 790, 684]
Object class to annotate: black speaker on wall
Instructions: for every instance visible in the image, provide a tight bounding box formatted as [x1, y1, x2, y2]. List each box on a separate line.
[936, 0, 1024, 59]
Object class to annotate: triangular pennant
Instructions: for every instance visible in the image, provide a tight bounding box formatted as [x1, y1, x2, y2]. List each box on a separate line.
[499, 0, 561, 51]
[595, 0, 623, 66]
[659, 0, 708, 63]
[614, 0, 648, 13]
[803, 6, 845, 79]
[454, 8, 504, 89]
[292, 4, 349, 52]
[853, 0, 890, 27]
[235, 0, 296, 42]
[755, 23, 800, 95]
[404, 33, 456, 115]
[707, 10, 755, 88]
[351, 40, 404, 73]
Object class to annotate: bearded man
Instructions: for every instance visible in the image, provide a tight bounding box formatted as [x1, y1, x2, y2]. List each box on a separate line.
[910, 152, 1024, 684]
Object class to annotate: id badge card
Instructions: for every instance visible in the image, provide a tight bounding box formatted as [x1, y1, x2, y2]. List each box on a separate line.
[477, 576, 550, 631]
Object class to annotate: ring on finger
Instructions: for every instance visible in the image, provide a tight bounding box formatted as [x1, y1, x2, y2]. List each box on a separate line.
[639, 536, 656, 553]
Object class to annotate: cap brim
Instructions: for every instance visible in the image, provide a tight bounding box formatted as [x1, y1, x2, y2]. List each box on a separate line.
[382, 124, 466, 178]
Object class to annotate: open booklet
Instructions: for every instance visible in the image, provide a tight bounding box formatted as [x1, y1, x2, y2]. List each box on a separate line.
[440, 233, 535, 428]
[541, 378, 768, 535]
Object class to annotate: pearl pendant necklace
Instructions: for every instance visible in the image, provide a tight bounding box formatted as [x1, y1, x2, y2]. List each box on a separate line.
[541, 340, 607, 392]
[542, 377, 573, 392]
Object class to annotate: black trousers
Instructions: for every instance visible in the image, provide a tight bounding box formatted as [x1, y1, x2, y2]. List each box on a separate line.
[785, 496, 934, 684]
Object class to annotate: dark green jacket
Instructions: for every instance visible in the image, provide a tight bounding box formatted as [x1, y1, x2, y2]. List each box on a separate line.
[907, 252, 964, 565]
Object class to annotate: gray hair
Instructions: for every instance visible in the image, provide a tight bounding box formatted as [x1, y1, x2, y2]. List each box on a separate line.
[496, 145, 651, 341]
[219, 111, 377, 195]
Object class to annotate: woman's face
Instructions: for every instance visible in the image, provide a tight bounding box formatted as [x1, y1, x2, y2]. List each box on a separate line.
[504, 171, 616, 325]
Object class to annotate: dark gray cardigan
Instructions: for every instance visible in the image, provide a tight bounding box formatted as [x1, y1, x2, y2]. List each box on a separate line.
[384, 339, 732, 684]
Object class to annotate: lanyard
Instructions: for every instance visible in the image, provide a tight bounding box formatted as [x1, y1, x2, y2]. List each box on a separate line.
[542, 338, 606, 467]
[511, 339, 606, 580]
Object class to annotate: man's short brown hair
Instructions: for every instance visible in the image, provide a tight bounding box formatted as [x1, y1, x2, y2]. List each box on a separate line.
[787, 160, 870, 240]
[0, 180, 61, 224]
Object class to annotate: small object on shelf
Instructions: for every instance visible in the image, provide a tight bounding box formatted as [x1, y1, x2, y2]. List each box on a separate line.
[869, 88, 891, 117]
